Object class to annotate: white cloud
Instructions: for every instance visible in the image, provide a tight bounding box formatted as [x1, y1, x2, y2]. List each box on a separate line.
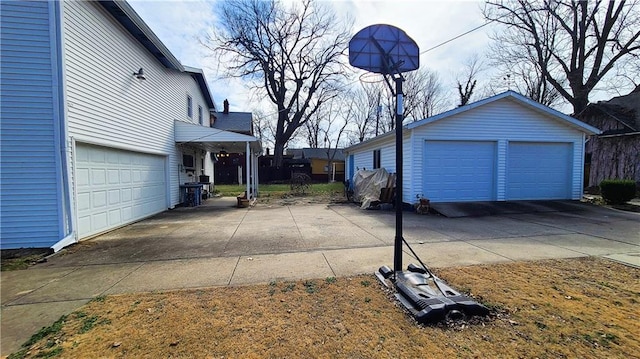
[127, 0, 634, 117]
[128, 0, 498, 114]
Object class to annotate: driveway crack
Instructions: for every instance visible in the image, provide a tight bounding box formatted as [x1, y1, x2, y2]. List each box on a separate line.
[288, 206, 307, 249]
[223, 207, 251, 254]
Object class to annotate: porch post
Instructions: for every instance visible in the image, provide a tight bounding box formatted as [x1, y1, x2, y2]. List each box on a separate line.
[245, 141, 251, 199]
[253, 151, 259, 197]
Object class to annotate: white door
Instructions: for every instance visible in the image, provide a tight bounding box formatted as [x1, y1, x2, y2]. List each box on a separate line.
[423, 141, 496, 202]
[75, 143, 167, 238]
[507, 142, 572, 200]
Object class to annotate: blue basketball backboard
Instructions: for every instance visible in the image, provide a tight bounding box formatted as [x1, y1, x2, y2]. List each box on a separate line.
[349, 24, 419, 75]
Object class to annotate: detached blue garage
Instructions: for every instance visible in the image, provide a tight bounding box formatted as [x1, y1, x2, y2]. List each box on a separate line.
[345, 91, 600, 204]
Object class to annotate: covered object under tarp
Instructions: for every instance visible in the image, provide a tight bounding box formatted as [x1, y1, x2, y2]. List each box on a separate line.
[353, 168, 394, 209]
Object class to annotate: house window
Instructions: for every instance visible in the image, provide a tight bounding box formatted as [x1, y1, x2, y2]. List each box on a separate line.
[187, 95, 193, 118]
[198, 105, 203, 125]
[373, 149, 381, 169]
[183, 154, 195, 170]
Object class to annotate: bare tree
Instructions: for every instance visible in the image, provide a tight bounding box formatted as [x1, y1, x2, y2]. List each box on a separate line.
[366, 67, 446, 132]
[252, 109, 277, 153]
[455, 55, 483, 107]
[484, 0, 640, 114]
[205, 0, 352, 167]
[302, 112, 322, 149]
[403, 68, 448, 121]
[319, 99, 350, 182]
[342, 83, 384, 144]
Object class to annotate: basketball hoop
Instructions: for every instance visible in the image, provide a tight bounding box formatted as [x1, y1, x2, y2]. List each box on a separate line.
[359, 72, 386, 84]
[348, 24, 489, 325]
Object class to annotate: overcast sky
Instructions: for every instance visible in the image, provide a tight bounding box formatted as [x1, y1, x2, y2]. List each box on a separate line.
[128, 0, 498, 111]
[127, 0, 633, 116]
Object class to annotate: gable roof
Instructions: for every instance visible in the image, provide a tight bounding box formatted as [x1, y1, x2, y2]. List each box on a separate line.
[289, 148, 345, 161]
[346, 91, 601, 152]
[100, 1, 216, 110]
[184, 66, 216, 110]
[212, 112, 253, 135]
[407, 91, 600, 133]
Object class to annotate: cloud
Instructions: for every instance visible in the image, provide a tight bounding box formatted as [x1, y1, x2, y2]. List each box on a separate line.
[127, 0, 634, 117]
[128, 0, 253, 111]
[128, 0, 497, 113]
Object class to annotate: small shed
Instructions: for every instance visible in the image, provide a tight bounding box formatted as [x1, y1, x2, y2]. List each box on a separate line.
[344, 91, 600, 204]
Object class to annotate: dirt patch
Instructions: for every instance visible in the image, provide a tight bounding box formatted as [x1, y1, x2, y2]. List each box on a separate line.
[258, 192, 349, 206]
[10, 257, 639, 358]
[1, 248, 52, 271]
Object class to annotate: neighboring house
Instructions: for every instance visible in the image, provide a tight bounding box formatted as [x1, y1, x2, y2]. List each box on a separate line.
[211, 100, 255, 184]
[289, 148, 346, 182]
[575, 87, 640, 188]
[344, 91, 600, 204]
[0, 1, 260, 251]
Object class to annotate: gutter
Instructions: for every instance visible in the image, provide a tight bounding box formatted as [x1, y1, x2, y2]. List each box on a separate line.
[598, 131, 640, 138]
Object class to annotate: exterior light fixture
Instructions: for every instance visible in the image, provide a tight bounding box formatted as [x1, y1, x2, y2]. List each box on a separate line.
[133, 68, 146, 80]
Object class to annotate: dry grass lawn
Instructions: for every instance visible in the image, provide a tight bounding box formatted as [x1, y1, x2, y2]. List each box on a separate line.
[10, 257, 639, 359]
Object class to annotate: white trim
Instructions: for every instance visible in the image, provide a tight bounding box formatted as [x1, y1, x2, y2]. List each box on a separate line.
[71, 137, 80, 246]
[245, 141, 250, 199]
[71, 135, 170, 156]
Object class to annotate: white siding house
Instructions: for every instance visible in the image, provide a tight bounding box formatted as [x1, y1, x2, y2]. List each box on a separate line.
[345, 91, 600, 204]
[0, 1, 260, 251]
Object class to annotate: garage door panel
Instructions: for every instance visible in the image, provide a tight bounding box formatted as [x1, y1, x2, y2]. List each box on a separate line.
[76, 144, 167, 238]
[507, 142, 571, 200]
[424, 141, 496, 202]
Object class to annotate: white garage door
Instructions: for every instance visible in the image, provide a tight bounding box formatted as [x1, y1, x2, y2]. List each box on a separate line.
[507, 142, 572, 200]
[424, 141, 496, 202]
[75, 144, 167, 238]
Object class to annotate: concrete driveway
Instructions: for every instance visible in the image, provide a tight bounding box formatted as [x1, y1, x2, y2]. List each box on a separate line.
[1, 197, 639, 355]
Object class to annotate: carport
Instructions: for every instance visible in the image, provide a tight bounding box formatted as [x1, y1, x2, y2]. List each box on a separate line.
[174, 120, 262, 198]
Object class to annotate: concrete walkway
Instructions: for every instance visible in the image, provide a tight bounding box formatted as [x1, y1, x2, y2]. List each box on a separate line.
[2, 198, 639, 356]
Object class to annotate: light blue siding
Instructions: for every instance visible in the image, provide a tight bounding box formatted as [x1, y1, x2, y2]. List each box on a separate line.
[346, 95, 589, 203]
[410, 99, 585, 202]
[353, 151, 373, 172]
[380, 144, 395, 173]
[1, 2, 63, 248]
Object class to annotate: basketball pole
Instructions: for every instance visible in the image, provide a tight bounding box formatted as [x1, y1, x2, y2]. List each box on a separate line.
[394, 76, 404, 278]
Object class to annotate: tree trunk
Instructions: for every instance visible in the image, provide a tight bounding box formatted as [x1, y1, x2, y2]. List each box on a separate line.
[571, 95, 590, 115]
[273, 140, 285, 168]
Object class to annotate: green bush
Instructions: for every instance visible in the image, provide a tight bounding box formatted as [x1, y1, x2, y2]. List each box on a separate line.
[599, 179, 637, 204]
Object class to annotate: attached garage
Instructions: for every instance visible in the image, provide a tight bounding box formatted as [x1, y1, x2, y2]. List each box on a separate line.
[424, 141, 496, 202]
[345, 91, 601, 204]
[75, 143, 167, 238]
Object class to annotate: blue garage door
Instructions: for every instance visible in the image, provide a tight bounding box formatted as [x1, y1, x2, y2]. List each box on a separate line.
[507, 142, 572, 200]
[424, 141, 496, 202]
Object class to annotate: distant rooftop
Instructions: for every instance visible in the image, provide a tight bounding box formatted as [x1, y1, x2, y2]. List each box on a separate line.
[288, 148, 345, 161]
[212, 112, 253, 135]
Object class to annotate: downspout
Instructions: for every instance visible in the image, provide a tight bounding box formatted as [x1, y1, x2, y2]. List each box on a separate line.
[245, 141, 250, 199]
[51, 1, 76, 252]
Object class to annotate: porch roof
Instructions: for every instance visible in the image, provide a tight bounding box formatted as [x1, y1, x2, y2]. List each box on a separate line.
[174, 120, 261, 153]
